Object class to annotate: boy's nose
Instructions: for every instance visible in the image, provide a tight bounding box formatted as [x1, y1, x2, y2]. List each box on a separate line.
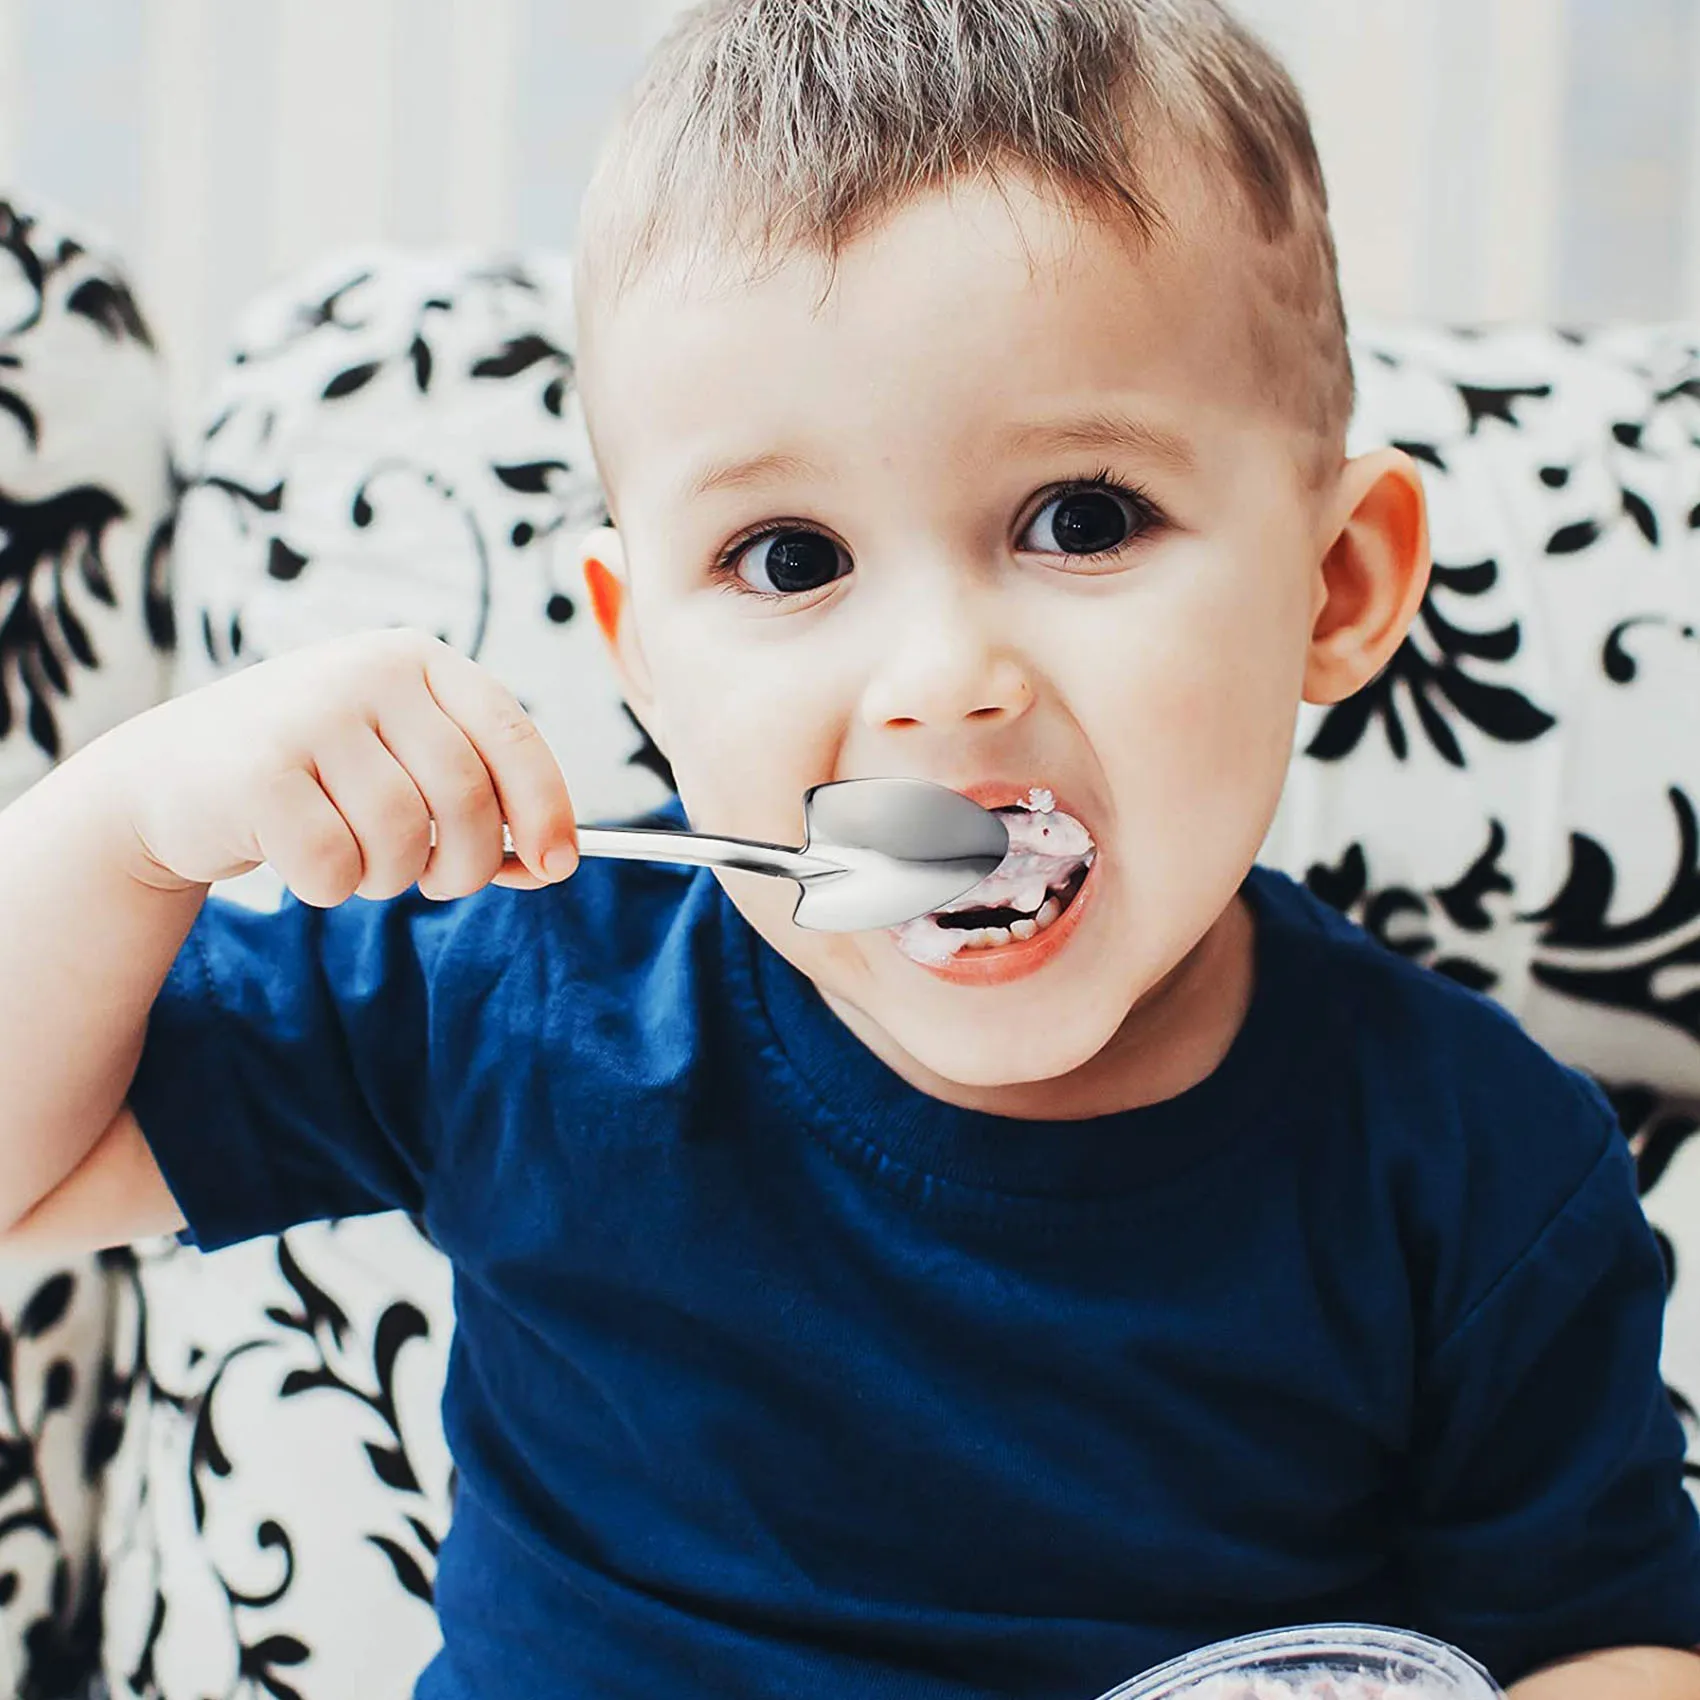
[859, 618, 1035, 733]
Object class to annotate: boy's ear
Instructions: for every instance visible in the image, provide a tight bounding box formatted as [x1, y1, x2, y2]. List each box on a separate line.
[1303, 447, 1431, 706]
[580, 524, 666, 751]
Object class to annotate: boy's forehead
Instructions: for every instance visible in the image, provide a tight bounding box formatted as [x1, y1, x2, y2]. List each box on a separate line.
[580, 174, 1295, 501]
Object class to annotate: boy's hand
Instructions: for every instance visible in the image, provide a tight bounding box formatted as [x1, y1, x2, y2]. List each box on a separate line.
[100, 629, 579, 906]
[1509, 1646, 1700, 1698]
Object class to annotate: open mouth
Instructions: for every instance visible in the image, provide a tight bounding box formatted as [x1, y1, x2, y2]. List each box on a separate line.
[890, 788, 1096, 966]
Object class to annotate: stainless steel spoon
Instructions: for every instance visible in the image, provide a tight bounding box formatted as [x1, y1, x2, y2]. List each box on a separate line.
[500, 777, 1010, 932]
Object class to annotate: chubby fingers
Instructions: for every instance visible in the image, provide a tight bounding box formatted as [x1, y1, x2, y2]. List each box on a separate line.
[412, 645, 578, 890]
[251, 766, 368, 908]
[310, 728, 433, 900]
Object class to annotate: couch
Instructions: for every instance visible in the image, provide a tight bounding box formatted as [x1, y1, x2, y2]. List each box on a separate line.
[0, 197, 1696, 1699]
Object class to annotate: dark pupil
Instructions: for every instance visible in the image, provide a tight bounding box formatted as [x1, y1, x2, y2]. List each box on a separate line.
[766, 531, 839, 592]
[1052, 492, 1130, 554]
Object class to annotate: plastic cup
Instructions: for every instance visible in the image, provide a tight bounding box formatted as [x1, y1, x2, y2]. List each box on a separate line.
[1095, 1625, 1504, 1699]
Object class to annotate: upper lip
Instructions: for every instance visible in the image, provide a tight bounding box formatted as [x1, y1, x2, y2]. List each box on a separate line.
[958, 780, 1051, 812]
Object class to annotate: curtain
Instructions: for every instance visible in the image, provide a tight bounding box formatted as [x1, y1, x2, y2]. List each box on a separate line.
[0, 0, 1693, 404]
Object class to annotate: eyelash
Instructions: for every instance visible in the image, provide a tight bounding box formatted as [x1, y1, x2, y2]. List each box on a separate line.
[708, 470, 1168, 596]
[1034, 469, 1165, 557]
[709, 517, 837, 596]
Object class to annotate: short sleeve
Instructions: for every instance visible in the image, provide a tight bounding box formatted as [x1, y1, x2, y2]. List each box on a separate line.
[128, 888, 445, 1251]
[1403, 1116, 1700, 1686]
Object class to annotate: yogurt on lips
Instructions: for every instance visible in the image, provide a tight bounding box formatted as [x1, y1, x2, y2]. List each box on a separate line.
[890, 788, 1096, 966]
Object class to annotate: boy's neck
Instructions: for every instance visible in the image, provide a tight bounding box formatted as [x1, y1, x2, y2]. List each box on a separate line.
[821, 891, 1258, 1123]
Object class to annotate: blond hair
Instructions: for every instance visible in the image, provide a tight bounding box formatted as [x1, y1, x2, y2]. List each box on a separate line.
[578, 0, 1352, 461]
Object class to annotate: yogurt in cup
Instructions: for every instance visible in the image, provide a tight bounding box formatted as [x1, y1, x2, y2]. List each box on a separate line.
[1095, 1625, 1504, 1699]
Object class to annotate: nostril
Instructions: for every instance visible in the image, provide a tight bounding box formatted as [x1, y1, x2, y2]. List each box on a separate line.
[967, 705, 1004, 721]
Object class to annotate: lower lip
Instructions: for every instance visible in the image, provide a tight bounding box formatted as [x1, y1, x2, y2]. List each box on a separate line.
[900, 858, 1099, 987]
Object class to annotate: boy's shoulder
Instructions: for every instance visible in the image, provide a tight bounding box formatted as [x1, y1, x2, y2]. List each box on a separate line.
[1248, 859, 1610, 1132]
[1247, 864, 1627, 1330]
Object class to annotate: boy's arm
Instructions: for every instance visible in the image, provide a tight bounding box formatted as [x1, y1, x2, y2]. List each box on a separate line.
[0, 630, 577, 1256]
[2, 1105, 187, 1256]
[0, 747, 201, 1244]
[1510, 1645, 1700, 1697]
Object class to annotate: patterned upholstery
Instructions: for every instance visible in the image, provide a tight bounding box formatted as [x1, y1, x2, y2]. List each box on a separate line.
[3, 239, 1696, 1695]
[0, 194, 175, 1699]
[1274, 324, 1700, 1102]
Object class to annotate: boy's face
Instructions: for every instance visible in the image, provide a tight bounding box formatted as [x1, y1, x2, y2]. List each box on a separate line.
[580, 175, 1346, 1091]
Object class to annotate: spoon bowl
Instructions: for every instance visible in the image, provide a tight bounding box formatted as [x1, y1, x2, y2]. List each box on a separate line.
[788, 778, 1012, 931]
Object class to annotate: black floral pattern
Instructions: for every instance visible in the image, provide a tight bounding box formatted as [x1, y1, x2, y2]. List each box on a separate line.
[0, 203, 153, 353]
[1527, 789, 1700, 1049]
[1536, 344, 1700, 555]
[100, 1228, 450, 1700]
[0, 1265, 107, 1699]
[1305, 793, 1700, 1058]
[0, 195, 175, 1700]
[0, 201, 173, 762]
[0, 484, 130, 759]
[1303, 824, 1511, 994]
[181, 263, 609, 677]
[1306, 555, 1557, 767]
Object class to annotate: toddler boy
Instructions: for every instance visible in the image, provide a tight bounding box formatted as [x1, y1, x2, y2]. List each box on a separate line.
[2, 2, 1699, 1696]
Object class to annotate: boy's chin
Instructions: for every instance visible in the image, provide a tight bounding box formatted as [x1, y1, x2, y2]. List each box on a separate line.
[881, 1000, 1124, 1094]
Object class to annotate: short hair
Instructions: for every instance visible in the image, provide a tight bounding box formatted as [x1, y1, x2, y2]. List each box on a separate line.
[577, 0, 1353, 469]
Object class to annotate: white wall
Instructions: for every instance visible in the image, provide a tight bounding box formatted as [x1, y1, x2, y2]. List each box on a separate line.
[0, 0, 1694, 405]
[1237, 0, 1700, 325]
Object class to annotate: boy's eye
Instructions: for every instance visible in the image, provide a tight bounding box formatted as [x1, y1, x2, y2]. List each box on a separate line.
[733, 529, 852, 596]
[1020, 487, 1148, 556]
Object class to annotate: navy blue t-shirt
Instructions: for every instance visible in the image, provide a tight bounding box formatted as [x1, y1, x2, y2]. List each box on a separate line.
[129, 841, 1700, 1698]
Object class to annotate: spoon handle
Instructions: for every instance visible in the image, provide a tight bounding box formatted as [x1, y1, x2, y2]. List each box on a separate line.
[499, 823, 840, 882]
[578, 826, 841, 881]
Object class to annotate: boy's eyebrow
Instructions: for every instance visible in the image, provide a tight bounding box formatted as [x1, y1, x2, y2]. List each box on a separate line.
[1003, 412, 1197, 474]
[687, 450, 820, 497]
[681, 413, 1195, 499]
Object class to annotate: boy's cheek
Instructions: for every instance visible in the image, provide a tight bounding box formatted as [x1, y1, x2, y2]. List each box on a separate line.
[664, 695, 838, 847]
[1081, 596, 1299, 767]
[648, 628, 853, 811]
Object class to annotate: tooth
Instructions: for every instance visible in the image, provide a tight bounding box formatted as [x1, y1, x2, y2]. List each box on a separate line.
[981, 926, 1012, 948]
[1009, 918, 1037, 941]
[1035, 897, 1062, 931]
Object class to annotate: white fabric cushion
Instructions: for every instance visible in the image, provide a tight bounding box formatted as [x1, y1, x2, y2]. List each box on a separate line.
[99, 1224, 452, 1699]
[1267, 321, 1700, 1100]
[168, 247, 662, 818]
[0, 1256, 121, 1698]
[0, 195, 174, 805]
